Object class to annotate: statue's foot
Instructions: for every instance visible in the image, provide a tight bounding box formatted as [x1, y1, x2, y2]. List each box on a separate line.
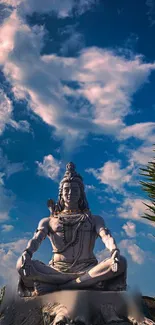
[17, 276, 33, 297]
[93, 281, 106, 290]
[34, 281, 58, 296]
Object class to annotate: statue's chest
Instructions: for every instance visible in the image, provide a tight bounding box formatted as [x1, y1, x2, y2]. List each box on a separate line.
[49, 215, 93, 245]
[49, 217, 63, 233]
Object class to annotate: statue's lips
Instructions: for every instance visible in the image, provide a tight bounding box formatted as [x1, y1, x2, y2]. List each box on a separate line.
[66, 197, 77, 201]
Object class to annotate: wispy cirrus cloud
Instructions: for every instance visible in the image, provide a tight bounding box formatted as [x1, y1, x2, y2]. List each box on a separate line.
[0, 172, 15, 223]
[96, 248, 110, 262]
[0, 238, 29, 285]
[119, 143, 155, 167]
[0, 7, 155, 147]
[1, 0, 98, 17]
[0, 90, 12, 135]
[0, 148, 24, 178]
[97, 238, 146, 265]
[117, 197, 155, 227]
[0, 238, 28, 252]
[0, 88, 30, 135]
[0, 149, 26, 223]
[85, 184, 96, 191]
[119, 122, 155, 142]
[86, 161, 131, 192]
[0, 185, 15, 223]
[36, 154, 61, 181]
[1, 224, 14, 232]
[122, 221, 137, 238]
[119, 239, 145, 264]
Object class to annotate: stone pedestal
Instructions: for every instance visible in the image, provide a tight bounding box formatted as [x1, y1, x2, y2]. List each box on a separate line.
[0, 289, 154, 325]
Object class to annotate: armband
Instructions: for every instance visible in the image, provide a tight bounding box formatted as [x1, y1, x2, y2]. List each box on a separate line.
[35, 228, 47, 238]
[23, 249, 33, 258]
[105, 227, 111, 235]
[110, 248, 120, 257]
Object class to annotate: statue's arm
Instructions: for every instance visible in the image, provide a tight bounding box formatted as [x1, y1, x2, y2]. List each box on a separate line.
[24, 217, 49, 257]
[94, 215, 119, 254]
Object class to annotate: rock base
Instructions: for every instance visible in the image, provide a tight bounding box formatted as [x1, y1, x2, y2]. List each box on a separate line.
[0, 289, 154, 325]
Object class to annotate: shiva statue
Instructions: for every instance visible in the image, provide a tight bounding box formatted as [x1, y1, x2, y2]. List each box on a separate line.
[16, 162, 127, 297]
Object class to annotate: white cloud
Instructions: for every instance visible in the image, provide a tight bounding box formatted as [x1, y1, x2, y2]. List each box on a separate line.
[72, 48, 155, 132]
[0, 148, 24, 178]
[97, 238, 146, 265]
[147, 233, 155, 241]
[0, 150, 24, 223]
[85, 184, 96, 191]
[1, 0, 21, 5]
[139, 231, 155, 241]
[86, 161, 131, 191]
[0, 5, 155, 148]
[119, 122, 155, 142]
[0, 88, 31, 135]
[9, 119, 31, 133]
[1, 224, 14, 232]
[0, 238, 28, 253]
[117, 143, 155, 189]
[61, 31, 84, 55]
[117, 197, 155, 227]
[122, 221, 137, 238]
[0, 11, 21, 65]
[96, 248, 110, 262]
[0, 172, 5, 185]
[119, 239, 145, 264]
[0, 248, 18, 286]
[129, 144, 155, 166]
[0, 185, 15, 223]
[1, 0, 98, 17]
[0, 90, 13, 135]
[0, 149, 28, 225]
[0, 238, 28, 286]
[5, 162, 24, 178]
[36, 154, 61, 181]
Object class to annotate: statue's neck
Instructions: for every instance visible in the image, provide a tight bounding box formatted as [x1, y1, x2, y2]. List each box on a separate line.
[64, 202, 79, 211]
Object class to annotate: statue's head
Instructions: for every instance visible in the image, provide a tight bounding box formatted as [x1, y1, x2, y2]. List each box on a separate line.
[56, 162, 89, 212]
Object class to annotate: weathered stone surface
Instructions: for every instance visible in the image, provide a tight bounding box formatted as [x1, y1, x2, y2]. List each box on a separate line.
[0, 289, 154, 325]
[143, 297, 155, 321]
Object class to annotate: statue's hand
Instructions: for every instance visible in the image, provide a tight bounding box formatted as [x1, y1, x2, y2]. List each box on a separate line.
[111, 249, 120, 272]
[112, 249, 120, 262]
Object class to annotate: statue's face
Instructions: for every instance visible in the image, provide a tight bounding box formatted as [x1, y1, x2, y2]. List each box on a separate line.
[62, 181, 81, 205]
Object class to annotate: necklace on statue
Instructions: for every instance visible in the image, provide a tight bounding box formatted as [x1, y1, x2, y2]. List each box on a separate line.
[59, 212, 87, 245]
[62, 209, 81, 214]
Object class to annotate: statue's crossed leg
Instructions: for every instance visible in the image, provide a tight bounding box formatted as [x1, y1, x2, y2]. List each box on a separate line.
[60, 255, 127, 290]
[17, 255, 127, 296]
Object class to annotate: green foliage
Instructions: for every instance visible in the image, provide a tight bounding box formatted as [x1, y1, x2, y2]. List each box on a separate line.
[140, 147, 155, 223]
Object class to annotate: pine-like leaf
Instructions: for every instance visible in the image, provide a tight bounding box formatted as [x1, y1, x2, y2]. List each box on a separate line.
[139, 145, 155, 226]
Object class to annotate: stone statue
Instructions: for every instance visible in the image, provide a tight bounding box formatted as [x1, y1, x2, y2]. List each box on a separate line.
[16, 162, 127, 297]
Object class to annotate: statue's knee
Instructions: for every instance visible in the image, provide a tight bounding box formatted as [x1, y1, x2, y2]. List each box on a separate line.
[119, 255, 127, 272]
[16, 256, 23, 274]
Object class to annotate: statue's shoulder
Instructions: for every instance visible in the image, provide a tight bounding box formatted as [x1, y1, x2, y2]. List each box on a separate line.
[91, 214, 105, 226]
[38, 217, 50, 230]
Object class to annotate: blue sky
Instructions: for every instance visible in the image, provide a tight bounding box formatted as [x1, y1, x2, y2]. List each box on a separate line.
[0, 0, 155, 296]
